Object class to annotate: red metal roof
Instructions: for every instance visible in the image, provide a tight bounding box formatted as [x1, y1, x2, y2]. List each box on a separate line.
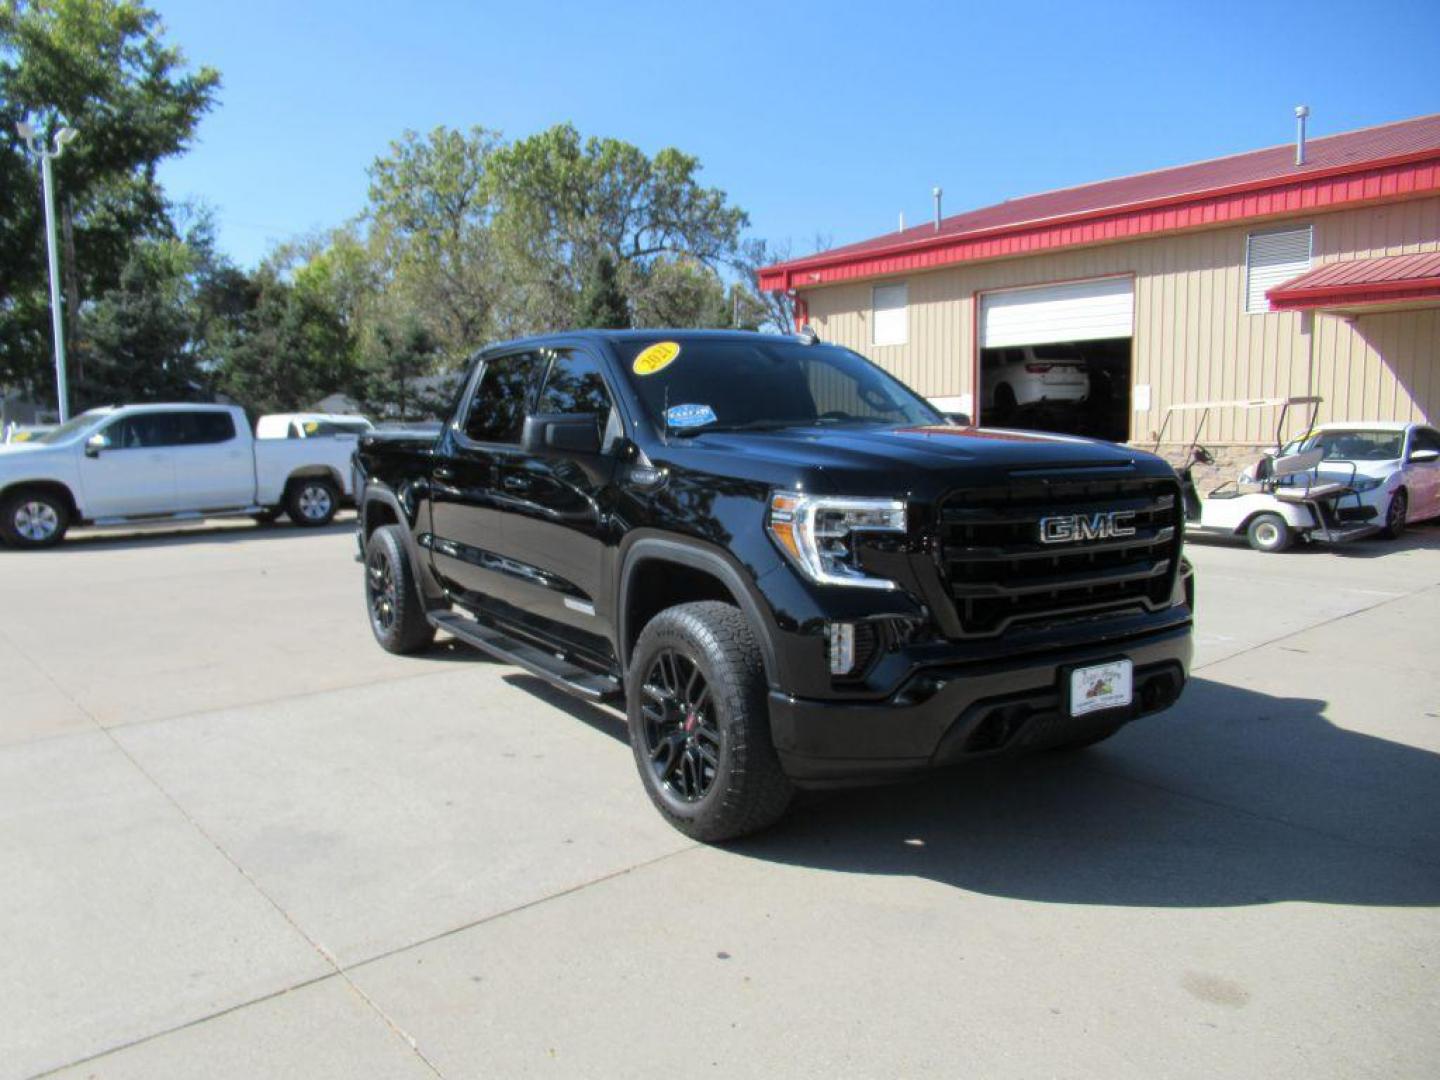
[760, 114, 1440, 292]
[1267, 251, 1440, 311]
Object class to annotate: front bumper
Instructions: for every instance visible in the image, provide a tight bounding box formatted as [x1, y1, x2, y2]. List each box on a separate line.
[768, 622, 1191, 785]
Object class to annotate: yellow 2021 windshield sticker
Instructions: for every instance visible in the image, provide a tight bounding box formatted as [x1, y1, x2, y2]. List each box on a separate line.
[633, 341, 680, 376]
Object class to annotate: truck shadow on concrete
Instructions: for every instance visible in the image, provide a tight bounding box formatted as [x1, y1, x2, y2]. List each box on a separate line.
[730, 675, 1440, 908]
[518, 668, 1440, 909]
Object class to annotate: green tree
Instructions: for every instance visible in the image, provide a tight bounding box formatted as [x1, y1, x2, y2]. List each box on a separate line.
[366, 126, 500, 363]
[353, 316, 444, 421]
[213, 269, 356, 416]
[490, 123, 748, 330]
[80, 237, 206, 403]
[0, 0, 220, 401]
[575, 252, 630, 329]
[631, 256, 729, 329]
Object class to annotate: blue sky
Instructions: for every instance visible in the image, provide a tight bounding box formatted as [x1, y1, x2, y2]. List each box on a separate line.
[153, 0, 1440, 269]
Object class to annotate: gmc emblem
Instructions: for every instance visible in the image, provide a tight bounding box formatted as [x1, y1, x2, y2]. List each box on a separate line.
[1039, 511, 1137, 544]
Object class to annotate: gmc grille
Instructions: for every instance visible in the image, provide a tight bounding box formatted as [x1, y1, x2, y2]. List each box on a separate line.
[936, 474, 1181, 637]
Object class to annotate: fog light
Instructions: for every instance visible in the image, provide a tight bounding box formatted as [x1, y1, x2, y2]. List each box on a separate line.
[828, 622, 855, 675]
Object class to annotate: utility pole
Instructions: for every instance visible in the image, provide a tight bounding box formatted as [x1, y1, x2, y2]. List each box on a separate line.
[16, 120, 79, 421]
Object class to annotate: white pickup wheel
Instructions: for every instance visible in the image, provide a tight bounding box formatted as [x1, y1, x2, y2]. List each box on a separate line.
[0, 489, 70, 549]
[286, 477, 339, 526]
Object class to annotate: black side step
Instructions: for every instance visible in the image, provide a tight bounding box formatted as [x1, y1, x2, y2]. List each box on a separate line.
[428, 610, 623, 704]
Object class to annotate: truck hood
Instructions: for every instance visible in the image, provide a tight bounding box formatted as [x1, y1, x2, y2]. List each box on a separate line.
[0, 441, 64, 460]
[661, 423, 1170, 497]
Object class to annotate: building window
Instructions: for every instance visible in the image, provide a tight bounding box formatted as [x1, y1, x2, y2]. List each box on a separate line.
[872, 283, 908, 346]
[1245, 226, 1312, 313]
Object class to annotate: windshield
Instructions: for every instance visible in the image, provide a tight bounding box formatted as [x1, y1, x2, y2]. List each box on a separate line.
[33, 410, 109, 445]
[615, 337, 942, 434]
[1286, 429, 1404, 461]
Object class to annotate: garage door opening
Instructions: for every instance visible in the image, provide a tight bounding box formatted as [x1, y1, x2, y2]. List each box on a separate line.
[978, 277, 1133, 443]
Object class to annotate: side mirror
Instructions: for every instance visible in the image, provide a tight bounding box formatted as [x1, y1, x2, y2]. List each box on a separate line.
[84, 432, 110, 458]
[521, 413, 602, 455]
[1409, 448, 1439, 463]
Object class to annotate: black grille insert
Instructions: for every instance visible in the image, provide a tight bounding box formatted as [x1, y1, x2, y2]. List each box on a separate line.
[937, 474, 1181, 636]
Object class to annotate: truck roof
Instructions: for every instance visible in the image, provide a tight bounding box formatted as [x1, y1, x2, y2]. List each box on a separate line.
[477, 328, 798, 353]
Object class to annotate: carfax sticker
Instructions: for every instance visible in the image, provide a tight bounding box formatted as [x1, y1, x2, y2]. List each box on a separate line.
[633, 341, 680, 376]
[665, 403, 717, 429]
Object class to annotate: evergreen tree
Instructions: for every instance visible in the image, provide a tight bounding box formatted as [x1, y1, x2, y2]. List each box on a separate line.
[575, 253, 630, 329]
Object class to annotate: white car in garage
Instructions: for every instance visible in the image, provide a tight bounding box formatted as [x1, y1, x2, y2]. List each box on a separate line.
[0, 403, 357, 549]
[1279, 422, 1440, 538]
[981, 344, 1091, 412]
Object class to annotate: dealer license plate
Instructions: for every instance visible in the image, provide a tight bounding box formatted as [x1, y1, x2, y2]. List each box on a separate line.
[1070, 660, 1133, 717]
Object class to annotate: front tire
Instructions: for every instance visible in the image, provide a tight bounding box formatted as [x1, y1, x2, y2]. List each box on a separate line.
[1246, 512, 1292, 553]
[0, 489, 70, 549]
[286, 476, 339, 527]
[627, 601, 792, 842]
[1381, 489, 1408, 539]
[364, 525, 435, 654]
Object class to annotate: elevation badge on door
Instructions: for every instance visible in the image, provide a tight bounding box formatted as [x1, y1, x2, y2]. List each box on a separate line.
[1070, 659, 1133, 717]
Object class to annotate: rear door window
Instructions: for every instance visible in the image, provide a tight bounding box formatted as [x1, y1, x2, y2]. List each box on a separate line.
[461, 351, 545, 444]
[182, 412, 236, 444]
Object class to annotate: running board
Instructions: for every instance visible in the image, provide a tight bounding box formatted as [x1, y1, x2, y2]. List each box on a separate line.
[90, 506, 267, 527]
[427, 610, 623, 704]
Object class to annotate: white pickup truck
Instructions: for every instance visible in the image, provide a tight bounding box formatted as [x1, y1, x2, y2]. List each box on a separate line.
[0, 403, 357, 548]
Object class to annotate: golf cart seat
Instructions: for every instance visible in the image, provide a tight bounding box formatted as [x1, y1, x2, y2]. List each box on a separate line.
[1271, 447, 1324, 476]
[1275, 481, 1351, 502]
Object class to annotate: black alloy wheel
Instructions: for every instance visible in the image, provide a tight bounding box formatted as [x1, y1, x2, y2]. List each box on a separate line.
[367, 546, 398, 636]
[362, 524, 435, 654]
[640, 648, 723, 803]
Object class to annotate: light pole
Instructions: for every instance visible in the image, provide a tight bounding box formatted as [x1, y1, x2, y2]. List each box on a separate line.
[17, 120, 79, 421]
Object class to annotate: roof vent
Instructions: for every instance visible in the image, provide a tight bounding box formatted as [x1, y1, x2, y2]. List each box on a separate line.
[1294, 105, 1310, 166]
[932, 186, 943, 231]
[898, 210, 905, 232]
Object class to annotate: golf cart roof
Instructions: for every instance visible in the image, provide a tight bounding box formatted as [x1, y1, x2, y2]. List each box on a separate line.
[1162, 395, 1323, 413]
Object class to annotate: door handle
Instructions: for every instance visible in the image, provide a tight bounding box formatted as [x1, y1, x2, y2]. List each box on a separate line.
[433, 465, 455, 481]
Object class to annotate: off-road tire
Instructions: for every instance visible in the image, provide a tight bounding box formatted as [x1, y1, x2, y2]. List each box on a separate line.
[627, 601, 793, 842]
[1246, 512, 1292, 553]
[364, 525, 435, 654]
[1381, 489, 1408, 540]
[0, 488, 70, 549]
[286, 476, 339, 527]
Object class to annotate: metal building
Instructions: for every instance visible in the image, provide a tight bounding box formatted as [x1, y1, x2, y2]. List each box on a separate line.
[759, 113, 1440, 455]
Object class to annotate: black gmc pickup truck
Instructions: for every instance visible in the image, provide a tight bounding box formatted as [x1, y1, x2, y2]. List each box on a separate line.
[354, 329, 1193, 841]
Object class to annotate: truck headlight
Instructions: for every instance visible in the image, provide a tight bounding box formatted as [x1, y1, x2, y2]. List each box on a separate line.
[767, 493, 906, 589]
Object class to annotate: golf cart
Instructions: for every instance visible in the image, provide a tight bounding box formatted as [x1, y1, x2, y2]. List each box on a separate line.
[1154, 396, 1380, 553]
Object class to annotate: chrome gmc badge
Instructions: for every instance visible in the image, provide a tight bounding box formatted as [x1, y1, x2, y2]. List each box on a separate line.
[1039, 511, 1137, 544]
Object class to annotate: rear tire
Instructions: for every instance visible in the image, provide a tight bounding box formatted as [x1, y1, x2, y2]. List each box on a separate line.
[1246, 512, 1292, 553]
[0, 489, 70, 549]
[364, 525, 435, 654]
[1381, 489, 1408, 539]
[286, 477, 339, 527]
[994, 383, 1018, 414]
[627, 601, 792, 842]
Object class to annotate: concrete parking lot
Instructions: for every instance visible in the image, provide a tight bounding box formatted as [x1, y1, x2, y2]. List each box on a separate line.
[2, 516, 1437, 1079]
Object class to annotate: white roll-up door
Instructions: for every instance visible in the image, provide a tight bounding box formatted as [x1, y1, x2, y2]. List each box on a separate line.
[980, 277, 1134, 348]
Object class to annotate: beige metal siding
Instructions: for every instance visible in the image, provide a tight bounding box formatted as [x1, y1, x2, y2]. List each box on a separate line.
[801, 196, 1440, 444]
